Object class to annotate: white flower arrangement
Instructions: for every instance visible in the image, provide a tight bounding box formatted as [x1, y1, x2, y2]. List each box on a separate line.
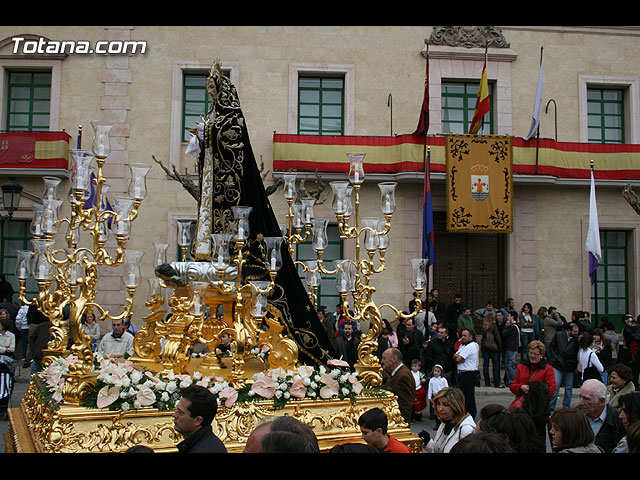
[36, 354, 368, 412]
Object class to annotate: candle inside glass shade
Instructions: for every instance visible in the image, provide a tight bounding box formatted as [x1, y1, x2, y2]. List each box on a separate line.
[282, 173, 297, 200]
[113, 197, 135, 236]
[379, 182, 398, 215]
[69, 150, 94, 191]
[91, 121, 112, 158]
[410, 258, 429, 290]
[212, 233, 232, 268]
[361, 217, 380, 252]
[264, 236, 283, 271]
[122, 249, 144, 288]
[347, 152, 366, 185]
[330, 181, 349, 215]
[128, 163, 151, 200]
[311, 218, 328, 252]
[232, 206, 252, 241]
[335, 260, 356, 293]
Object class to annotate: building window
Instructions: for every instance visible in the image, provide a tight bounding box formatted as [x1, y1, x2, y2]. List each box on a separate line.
[297, 76, 344, 135]
[181, 73, 214, 143]
[441, 81, 493, 135]
[5, 71, 51, 132]
[1, 220, 35, 299]
[296, 223, 343, 310]
[591, 230, 628, 330]
[587, 88, 624, 144]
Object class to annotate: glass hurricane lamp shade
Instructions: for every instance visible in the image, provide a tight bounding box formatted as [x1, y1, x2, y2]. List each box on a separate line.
[31, 238, 54, 280]
[42, 176, 62, 203]
[41, 198, 63, 235]
[30, 204, 44, 237]
[300, 198, 315, 224]
[282, 173, 297, 200]
[335, 260, 356, 293]
[69, 150, 94, 192]
[249, 281, 271, 318]
[113, 197, 136, 236]
[264, 236, 283, 272]
[232, 206, 252, 241]
[191, 281, 209, 316]
[330, 181, 349, 215]
[377, 219, 390, 250]
[128, 163, 151, 200]
[304, 261, 321, 288]
[212, 233, 232, 268]
[122, 249, 144, 288]
[379, 182, 398, 215]
[343, 186, 354, 217]
[311, 218, 328, 252]
[15, 250, 33, 280]
[361, 217, 380, 252]
[177, 220, 194, 248]
[153, 243, 169, 266]
[91, 121, 112, 158]
[410, 258, 429, 291]
[147, 277, 164, 302]
[347, 152, 366, 185]
[292, 203, 304, 229]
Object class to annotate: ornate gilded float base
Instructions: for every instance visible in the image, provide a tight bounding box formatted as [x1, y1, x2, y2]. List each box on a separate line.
[6, 381, 421, 453]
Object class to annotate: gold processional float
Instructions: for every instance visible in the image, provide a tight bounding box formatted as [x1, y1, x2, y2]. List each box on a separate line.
[6, 81, 428, 455]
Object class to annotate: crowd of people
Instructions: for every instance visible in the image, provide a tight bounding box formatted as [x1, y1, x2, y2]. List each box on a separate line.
[5, 271, 640, 454]
[357, 288, 640, 453]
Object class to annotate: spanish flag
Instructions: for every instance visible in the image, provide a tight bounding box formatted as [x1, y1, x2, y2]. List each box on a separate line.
[469, 58, 490, 135]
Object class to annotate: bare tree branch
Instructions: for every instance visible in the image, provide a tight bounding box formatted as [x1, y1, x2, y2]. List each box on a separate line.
[152, 155, 200, 202]
[623, 184, 640, 216]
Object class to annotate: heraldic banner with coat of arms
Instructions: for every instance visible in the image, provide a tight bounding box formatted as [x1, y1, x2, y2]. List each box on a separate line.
[445, 134, 513, 234]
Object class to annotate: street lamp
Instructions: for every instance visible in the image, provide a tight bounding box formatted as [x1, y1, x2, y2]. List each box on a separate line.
[1, 176, 22, 221]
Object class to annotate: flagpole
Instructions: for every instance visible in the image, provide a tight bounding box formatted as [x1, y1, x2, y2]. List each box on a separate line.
[534, 47, 543, 175]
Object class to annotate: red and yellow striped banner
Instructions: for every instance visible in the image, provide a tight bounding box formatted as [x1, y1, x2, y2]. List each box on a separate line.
[0, 131, 70, 169]
[273, 133, 640, 180]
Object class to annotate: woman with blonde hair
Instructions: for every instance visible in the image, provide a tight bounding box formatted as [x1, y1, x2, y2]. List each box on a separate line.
[425, 387, 475, 453]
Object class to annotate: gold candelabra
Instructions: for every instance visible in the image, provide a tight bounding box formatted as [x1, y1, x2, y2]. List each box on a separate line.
[144, 206, 285, 388]
[284, 153, 428, 386]
[16, 121, 150, 405]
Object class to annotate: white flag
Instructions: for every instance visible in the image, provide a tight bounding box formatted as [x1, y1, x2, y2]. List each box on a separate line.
[585, 166, 601, 283]
[524, 57, 543, 141]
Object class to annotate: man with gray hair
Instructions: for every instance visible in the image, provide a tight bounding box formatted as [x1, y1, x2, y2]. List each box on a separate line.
[577, 378, 625, 453]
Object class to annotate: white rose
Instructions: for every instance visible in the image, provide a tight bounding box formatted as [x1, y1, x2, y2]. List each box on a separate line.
[341, 387, 350, 396]
[166, 381, 178, 393]
[179, 378, 192, 389]
[193, 371, 202, 380]
[130, 371, 143, 384]
[121, 402, 130, 411]
[160, 392, 170, 402]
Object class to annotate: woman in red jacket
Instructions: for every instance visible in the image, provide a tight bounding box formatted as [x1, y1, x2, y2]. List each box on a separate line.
[509, 340, 556, 445]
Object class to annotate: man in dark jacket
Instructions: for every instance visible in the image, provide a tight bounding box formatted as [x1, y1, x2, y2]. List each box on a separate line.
[578, 379, 625, 453]
[424, 324, 455, 383]
[548, 322, 580, 410]
[174, 385, 227, 453]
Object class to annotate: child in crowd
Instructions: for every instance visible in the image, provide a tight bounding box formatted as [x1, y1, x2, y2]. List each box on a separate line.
[428, 364, 449, 428]
[411, 358, 428, 422]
